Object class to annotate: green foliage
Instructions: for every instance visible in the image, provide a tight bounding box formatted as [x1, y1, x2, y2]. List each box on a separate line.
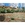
[7, 9, 11, 13]
[0, 7, 25, 13]
[11, 9, 15, 13]
[5, 9, 7, 13]
[7, 9, 15, 13]
[22, 7, 24, 12]
[15, 9, 19, 12]
[11, 18, 14, 20]
[0, 8, 7, 13]
[0, 8, 2, 13]
[1, 8, 5, 13]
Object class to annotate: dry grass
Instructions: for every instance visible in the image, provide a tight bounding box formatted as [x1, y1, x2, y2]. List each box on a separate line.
[0, 12, 25, 22]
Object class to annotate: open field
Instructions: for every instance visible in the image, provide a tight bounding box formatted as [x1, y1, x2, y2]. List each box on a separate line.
[0, 12, 25, 22]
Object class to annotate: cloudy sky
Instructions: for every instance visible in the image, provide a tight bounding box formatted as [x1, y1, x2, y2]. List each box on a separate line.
[0, 3, 25, 8]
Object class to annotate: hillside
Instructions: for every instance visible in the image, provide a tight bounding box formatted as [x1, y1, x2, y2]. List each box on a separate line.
[0, 6, 25, 22]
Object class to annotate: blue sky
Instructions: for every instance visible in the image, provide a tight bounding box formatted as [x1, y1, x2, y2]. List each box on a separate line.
[0, 3, 25, 8]
[3, 3, 10, 6]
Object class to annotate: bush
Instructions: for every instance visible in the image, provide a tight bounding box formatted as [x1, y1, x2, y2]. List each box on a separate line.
[7, 9, 15, 13]
[7, 9, 11, 13]
[0, 8, 7, 13]
[0, 8, 6, 13]
[11, 18, 14, 20]
[1, 8, 5, 13]
[0, 8, 2, 13]
[5, 9, 7, 13]
[11, 9, 15, 13]
[22, 7, 24, 12]
[15, 10, 19, 12]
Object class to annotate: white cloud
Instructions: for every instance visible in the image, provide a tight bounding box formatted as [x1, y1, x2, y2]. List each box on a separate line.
[0, 3, 4, 6]
[10, 3, 18, 8]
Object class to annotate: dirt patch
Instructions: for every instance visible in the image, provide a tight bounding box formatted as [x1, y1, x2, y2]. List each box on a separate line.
[0, 12, 25, 22]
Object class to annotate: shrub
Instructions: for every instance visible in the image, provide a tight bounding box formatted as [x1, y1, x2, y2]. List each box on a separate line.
[7, 9, 11, 13]
[15, 10, 19, 12]
[11, 9, 15, 13]
[0, 8, 7, 13]
[1, 8, 5, 13]
[0, 8, 6, 13]
[11, 18, 14, 20]
[5, 9, 7, 13]
[7, 9, 15, 13]
[0, 8, 2, 13]
[0, 10, 1, 13]
[22, 7, 24, 12]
